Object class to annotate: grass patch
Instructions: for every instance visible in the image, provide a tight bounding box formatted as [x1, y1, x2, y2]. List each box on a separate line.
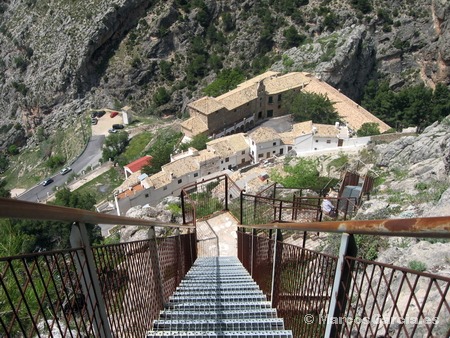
[122, 131, 153, 162]
[73, 168, 122, 202]
[408, 260, 426, 272]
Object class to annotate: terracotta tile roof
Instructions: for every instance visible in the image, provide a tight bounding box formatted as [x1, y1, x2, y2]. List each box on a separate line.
[264, 72, 309, 94]
[314, 124, 339, 137]
[248, 127, 280, 143]
[293, 120, 313, 135]
[188, 96, 224, 114]
[216, 83, 259, 110]
[124, 155, 152, 173]
[207, 133, 249, 157]
[180, 116, 208, 135]
[279, 121, 313, 145]
[302, 76, 391, 132]
[145, 171, 172, 189]
[197, 149, 221, 162]
[162, 156, 199, 178]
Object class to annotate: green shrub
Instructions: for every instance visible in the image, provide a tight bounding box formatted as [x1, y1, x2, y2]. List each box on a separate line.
[408, 260, 426, 272]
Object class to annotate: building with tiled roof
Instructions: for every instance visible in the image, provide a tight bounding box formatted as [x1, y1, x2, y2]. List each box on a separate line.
[181, 71, 390, 140]
[124, 155, 152, 179]
[247, 127, 284, 164]
[207, 134, 251, 170]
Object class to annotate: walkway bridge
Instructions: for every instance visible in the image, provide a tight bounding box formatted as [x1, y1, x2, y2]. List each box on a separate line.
[0, 173, 449, 337]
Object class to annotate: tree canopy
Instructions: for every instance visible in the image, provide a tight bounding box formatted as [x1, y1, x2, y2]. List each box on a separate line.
[270, 158, 337, 193]
[102, 131, 129, 162]
[203, 68, 246, 97]
[357, 122, 381, 137]
[362, 80, 450, 131]
[10, 188, 101, 253]
[143, 129, 182, 175]
[282, 90, 340, 124]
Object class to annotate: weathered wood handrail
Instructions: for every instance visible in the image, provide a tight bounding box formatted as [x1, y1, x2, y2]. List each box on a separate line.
[0, 197, 194, 228]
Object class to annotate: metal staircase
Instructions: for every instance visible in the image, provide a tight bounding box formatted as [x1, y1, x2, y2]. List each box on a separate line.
[147, 256, 293, 337]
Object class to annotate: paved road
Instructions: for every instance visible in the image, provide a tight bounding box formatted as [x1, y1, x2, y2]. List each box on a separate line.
[18, 135, 105, 202]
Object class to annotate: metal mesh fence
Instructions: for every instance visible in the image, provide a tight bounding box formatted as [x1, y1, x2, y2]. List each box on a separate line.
[0, 233, 196, 338]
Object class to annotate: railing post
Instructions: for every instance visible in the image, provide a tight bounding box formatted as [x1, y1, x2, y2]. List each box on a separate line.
[324, 233, 357, 338]
[70, 222, 112, 338]
[181, 191, 186, 225]
[148, 226, 165, 308]
[270, 229, 283, 307]
[240, 190, 244, 224]
[251, 228, 257, 277]
[225, 175, 229, 211]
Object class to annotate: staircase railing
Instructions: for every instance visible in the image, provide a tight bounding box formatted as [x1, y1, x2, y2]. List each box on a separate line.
[0, 198, 196, 338]
[237, 218, 450, 338]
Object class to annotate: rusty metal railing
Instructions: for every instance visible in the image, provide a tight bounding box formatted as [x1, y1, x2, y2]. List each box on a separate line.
[238, 218, 450, 338]
[0, 197, 196, 338]
[239, 193, 358, 225]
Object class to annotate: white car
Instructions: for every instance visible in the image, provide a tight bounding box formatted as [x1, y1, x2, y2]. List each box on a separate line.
[60, 167, 72, 175]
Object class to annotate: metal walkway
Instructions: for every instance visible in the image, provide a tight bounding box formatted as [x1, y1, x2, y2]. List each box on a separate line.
[147, 256, 293, 337]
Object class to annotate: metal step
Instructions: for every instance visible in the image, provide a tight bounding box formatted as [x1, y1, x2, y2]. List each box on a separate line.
[147, 330, 293, 337]
[168, 294, 267, 304]
[152, 318, 285, 331]
[173, 290, 263, 297]
[176, 284, 259, 291]
[165, 301, 273, 311]
[159, 308, 278, 320]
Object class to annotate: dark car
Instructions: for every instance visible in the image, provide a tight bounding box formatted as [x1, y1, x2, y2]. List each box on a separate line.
[91, 118, 98, 125]
[42, 178, 54, 186]
[60, 167, 72, 175]
[112, 124, 124, 129]
[96, 110, 105, 117]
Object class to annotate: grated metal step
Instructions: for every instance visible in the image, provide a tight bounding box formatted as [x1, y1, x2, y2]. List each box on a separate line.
[146, 330, 294, 337]
[159, 308, 278, 320]
[165, 301, 273, 311]
[152, 318, 285, 331]
[150, 256, 292, 337]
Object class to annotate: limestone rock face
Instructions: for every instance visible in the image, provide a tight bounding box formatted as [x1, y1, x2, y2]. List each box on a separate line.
[0, 0, 449, 151]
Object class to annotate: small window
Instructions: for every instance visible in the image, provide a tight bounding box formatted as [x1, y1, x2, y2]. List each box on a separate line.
[241, 150, 245, 155]
[267, 110, 273, 117]
[194, 173, 198, 177]
[225, 157, 229, 162]
[241, 158, 245, 163]
[258, 154, 263, 158]
[178, 179, 182, 184]
[163, 186, 167, 191]
[326, 140, 331, 144]
[273, 142, 276, 146]
[315, 140, 319, 143]
[258, 111, 262, 118]
[251, 150, 254, 155]
[278, 94, 282, 101]
[145, 194, 149, 198]
[252, 141, 255, 145]
[273, 150, 276, 153]
[288, 146, 292, 151]
[221, 160, 223, 164]
[268, 96, 273, 104]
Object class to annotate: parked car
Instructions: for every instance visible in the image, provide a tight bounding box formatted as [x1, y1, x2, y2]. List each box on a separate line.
[60, 167, 72, 175]
[96, 110, 105, 117]
[112, 124, 124, 129]
[42, 178, 54, 186]
[110, 111, 119, 118]
[91, 112, 97, 118]
[108, 128, 117, 133]
[91, 118, 98, 125]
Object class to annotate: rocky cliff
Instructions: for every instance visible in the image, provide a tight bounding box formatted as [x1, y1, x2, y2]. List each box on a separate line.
[0, 0, 448, 151]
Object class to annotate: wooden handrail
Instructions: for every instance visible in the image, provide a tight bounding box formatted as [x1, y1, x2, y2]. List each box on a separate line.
[0, 198, 194, 229]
